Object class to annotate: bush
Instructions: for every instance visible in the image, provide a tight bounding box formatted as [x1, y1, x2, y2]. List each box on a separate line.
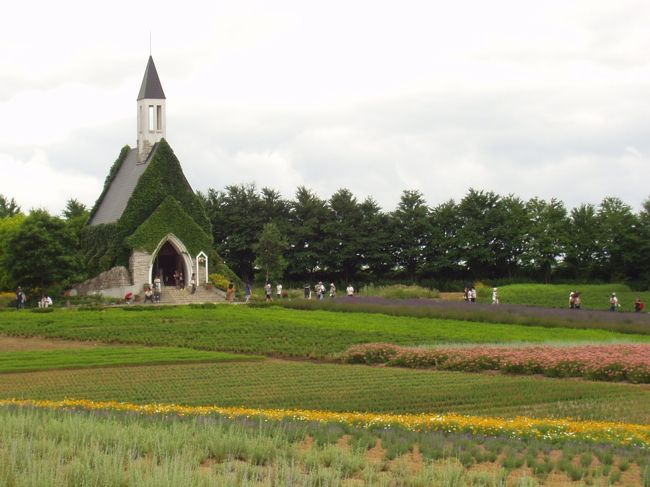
[209, 273, 231, 291]
[342, 343, 402, 364]
[0, 292, 16, 308]
[359, 284, 439, 299]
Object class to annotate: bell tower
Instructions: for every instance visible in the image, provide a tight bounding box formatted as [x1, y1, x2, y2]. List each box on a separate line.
[137, 56, 166, 163]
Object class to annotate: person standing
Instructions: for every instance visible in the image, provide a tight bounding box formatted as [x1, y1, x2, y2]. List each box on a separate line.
[276, 283, 283, 300]
[265, 282, 272, 301]
[609, 293, 619, 312]
[15, 286, 24, 309]
[573, 292, 581, 309]
[153, 274, 162, 302]
[329, 282, 336, 299]
[190, 273, 197, 294]
[179, 272, 185, 290]
[226, 282, 235, 303]
[316, 281, 324, 300]
[245, 282, 252, 303]
[303, 282, 311, 299]
[346, 284, 354, 297]
[491, 287, 499, 305]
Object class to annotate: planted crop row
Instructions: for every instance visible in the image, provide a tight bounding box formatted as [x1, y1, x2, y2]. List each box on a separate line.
[343, 343, 650, 383]
[5, 398, 650, 448]
[0, 306, 647, 359]
[1, 361, 649, 423]
[3, 406, 648, 486]
[0, 347, 261, 373]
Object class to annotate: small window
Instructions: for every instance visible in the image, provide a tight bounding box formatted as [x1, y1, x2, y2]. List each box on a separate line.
[156, 105, 162, 131]
[148, 105, 155, 132]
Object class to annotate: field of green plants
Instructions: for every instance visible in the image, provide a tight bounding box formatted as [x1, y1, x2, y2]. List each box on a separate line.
[0, 306, 648, 359]
[1, 361, 649, 423]
[1, 301, 649, 485]
[0, 347, 259, 373]
[478, 283, 650, 311]
[4, 406, 648, 487]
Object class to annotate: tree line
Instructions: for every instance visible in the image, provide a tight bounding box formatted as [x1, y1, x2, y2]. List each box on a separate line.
[1, 187, 650, 294]
[199, 185, 650, 288]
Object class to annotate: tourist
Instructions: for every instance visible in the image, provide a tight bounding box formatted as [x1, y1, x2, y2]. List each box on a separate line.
[303, 282, 311, 299]
[463, 287, 469, 302]
[144, 287, 154, 303]
[173, 271, 179, 289]
[124, 291, 134, 305]
[39, 294, 52, 308]
[226, 282, 235, 303]
[491, 287, 499, 305]
[15, 286, 25, 309]
[469, 287, 477, 303]
[569, 291, 575, 309]
[245, 282, 252, 303]
[573, 292, 581, 309]
[316, 281, 324, 300]
[276, 282, 283, 299]
[179, 272, 185, 290]
[265, 282, 272, 301]
[634, 297, 645, 313]
[346, 284, 354, 297]
[609, 293, 619, 312]
[329, 282, 336, 299]
[190, 273, 196, 294]
[153, 274, 161, 302]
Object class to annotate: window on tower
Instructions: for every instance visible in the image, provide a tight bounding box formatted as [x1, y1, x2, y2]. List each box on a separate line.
[148, 105, 155, 132]
[156, 105, 162, 131]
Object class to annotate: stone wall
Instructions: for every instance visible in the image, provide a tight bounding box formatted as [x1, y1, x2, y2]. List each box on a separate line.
[75, 266, 132, 295]
[130, 250, 152, 289]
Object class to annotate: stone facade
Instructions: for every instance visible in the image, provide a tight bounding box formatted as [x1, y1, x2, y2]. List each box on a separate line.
[75, 266, 132, 295]
[130, 250, 152, 291]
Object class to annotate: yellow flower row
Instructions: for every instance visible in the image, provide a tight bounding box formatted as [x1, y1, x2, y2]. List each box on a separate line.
[1, 398, 649, 448]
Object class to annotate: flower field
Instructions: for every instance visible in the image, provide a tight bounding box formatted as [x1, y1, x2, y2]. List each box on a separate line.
[343, 343, 650, 383]
[3, 398, 650, 449]
[2, 360, 650, 423]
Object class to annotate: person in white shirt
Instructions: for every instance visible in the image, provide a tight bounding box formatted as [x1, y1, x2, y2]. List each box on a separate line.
[491, 288, 499, 305]
[609, 293, 619, 312]
[276, 283, 283, 299]
[346, 284, 354, 297]
[329, 283, 336, 298]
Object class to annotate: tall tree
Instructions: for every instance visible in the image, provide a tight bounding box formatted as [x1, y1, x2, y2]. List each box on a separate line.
[358, 197, 392, 280]
[322, 189, 363, 282]
[285, 187, 329, 281]
[523, 198, 568, 282]
[390, 190, 431, 281]
[62, 199, 88, 220]
[425, 199, 461, 278]
[0, 214, 25, 290]
[494, 195, 530, 279]
[0, 195, 21, 218]
[5, 210, 80, 293]
[253, 223, 288, 282]
[564, 203, 599, 279]
[594, 197, 639, 281]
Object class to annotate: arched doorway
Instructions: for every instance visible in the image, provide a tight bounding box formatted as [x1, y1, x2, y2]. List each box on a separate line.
[152, 241, 187, 287]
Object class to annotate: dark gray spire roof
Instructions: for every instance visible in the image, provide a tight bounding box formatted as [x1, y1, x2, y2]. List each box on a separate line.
[137, 56, 166, 100]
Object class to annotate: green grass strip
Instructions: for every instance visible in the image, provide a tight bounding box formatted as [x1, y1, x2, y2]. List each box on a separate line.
[0, 347, 262, 373]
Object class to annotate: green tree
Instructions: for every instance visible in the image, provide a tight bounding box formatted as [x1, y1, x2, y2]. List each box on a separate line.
[358, 197, 392, 280]
[523, 198, 568, 282]
[286, 187, 329, 281]
[593, 197, 639, 281]
[564, 203, 599, 279]
[0, 214, 25, 290]
[62, 199, 88, 220]
[390, 190, 431, 281]
[0, 195, 21, 218]
[253, 223, 288, 282]
[323, 189, 363, 282]
[425, 199, 461, 278]
[5, 210, 80, 293]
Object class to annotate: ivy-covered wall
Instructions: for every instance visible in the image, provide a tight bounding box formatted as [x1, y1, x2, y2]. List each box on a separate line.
[119, 139, 211, 238]
[126, 196, 212, 256]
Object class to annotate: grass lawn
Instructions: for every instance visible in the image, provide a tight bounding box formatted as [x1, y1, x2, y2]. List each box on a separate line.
[1, 360, 648, 423]
[478, 283, 650, 311]
[0, 346, 260, 373]
[0, 306, 648, 358]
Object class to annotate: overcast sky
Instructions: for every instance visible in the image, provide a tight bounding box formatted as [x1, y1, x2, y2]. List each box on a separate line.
[2, 0, 650, 215]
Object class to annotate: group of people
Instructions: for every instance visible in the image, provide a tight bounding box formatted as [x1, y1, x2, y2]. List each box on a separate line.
[569, 291, 582, 309]
[463, 286, 478, 303]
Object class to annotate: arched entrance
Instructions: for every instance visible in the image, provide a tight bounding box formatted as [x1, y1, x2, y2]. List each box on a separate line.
[149, 235, 192, 287]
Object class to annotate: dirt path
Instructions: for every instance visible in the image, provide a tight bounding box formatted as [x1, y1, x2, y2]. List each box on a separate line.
[0, 335, 103, 352]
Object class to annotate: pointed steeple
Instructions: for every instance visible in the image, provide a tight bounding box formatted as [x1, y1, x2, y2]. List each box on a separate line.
[137, 56, 166, 101]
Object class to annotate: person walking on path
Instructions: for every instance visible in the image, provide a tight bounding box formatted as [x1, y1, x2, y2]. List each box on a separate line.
[609, 293, 619, 312]
[276, 283, 283, 300]
[329, 282, 336, 299]
[245, 282, 252, 303]
[634, 297, 645, 312]
[573, 292, 581, 309]
[346, 284, 354, 297]
[265, 282, 272, 301]
[226, 282, 235, 303]
[15, 287, 25, 309]
[303, 282, 311, 299]
[316, 281, 324, 300]
[491, 287, 499, 305]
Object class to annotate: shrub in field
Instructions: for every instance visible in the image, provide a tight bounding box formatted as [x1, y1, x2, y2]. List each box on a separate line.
[208, 273, 230, 291]
[343, 343, 650, 383]
[359, 284, 440, 299]
[0, 292, 16, 308]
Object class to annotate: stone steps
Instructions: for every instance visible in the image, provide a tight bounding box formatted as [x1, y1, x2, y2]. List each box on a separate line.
[158, 286, 226, 304]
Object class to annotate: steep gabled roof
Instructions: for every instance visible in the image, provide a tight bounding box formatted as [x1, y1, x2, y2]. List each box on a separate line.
[137, 56, 166, 100]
